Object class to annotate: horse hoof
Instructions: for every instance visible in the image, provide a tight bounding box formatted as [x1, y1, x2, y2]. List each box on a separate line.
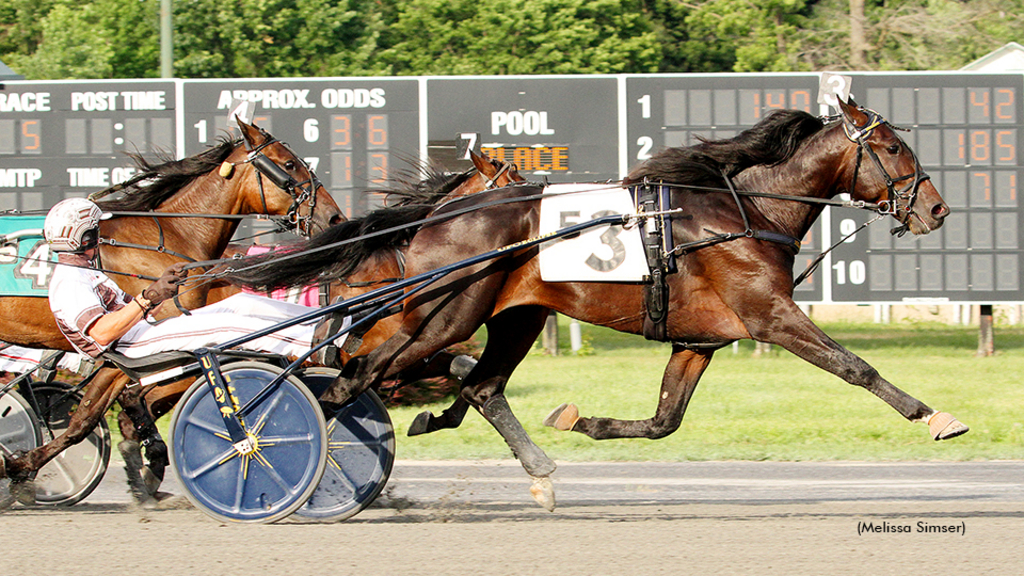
[928, 412, 969, 441]
[408, 411, 433, 437]
[543, 403, 580, 431]
[9, 480, 36, 506]
[141, 466, 161, 496]
[529, 476, 556, 512]
[0, 453, 6, 480]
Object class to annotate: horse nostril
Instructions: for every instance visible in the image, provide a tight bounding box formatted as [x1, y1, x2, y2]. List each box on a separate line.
[932, 203, 949, 219]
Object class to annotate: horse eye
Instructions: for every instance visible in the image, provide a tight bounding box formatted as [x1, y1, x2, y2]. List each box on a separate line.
[285, 160, 296, 171]
[887, 143, 900, 154]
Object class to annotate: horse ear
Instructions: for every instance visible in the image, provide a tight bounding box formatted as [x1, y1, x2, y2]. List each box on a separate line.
[236, 118, 266, 150]
[838, 96, 869, 126]
[469, 149, 492, 175]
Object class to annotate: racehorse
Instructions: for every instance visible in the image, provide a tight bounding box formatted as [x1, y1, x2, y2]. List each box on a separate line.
[229, 99, 967, 510]
[127, 149, 525, 427]
[0, 119, 343, 501]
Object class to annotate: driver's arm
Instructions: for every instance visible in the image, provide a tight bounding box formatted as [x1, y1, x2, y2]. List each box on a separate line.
[85, 296, 150, 346]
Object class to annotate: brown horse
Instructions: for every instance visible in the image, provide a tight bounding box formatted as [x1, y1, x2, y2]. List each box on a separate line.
[230, 99, 967, 510]
[129, 149, 524, 424]
[0, 119, 343, 501]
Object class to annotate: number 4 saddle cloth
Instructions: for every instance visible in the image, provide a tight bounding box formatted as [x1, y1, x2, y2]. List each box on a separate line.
[0, 216, 51, 297]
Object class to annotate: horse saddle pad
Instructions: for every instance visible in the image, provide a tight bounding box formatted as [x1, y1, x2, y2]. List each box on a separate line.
[0, 216, 52, 297]
[538, 184, 648, 283]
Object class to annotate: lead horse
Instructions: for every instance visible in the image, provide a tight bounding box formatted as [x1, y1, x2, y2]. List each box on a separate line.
[231, 99, 968, 509]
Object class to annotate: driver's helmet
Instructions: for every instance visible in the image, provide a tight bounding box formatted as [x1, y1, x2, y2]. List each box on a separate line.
[44, 197, 105, 252]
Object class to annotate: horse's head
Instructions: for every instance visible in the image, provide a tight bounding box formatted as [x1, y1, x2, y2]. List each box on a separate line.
[235, 119, 343, 235]
[438, 149, 525, 202]
[837, 98, 950, 235]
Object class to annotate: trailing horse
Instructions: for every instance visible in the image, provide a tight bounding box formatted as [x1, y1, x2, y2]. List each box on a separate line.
[229, 99, 966, 510]
[0, 120, 342, 504]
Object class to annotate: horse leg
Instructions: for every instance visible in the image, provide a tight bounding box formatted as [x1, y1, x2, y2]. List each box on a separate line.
[456, 306, 557, 510]
[757, 303, 967, 440]
[406, 352, 477, 436]
[116, 379, 169, 499]
[545, 346, 714, 440]
[1, 367, 124, 504]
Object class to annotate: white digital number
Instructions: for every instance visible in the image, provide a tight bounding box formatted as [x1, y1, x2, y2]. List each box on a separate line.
[303, 119, 320, 142]
[832, 260, 866, 285]
[637, 136, 654, 160]
[194, 119, 207, 143]
[637, 94, 651, 119]
[839, 218, 859, 243]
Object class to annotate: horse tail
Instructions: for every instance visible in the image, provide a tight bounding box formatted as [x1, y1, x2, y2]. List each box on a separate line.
[226, 203, 432, 291]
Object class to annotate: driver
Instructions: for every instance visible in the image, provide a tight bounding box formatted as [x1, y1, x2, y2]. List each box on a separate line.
[44, 197, 338, 360]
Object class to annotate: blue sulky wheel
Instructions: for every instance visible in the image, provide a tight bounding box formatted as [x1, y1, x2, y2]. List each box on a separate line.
[30, 382, 111, 506]
[293, 367, 395, 522]
[168, 362, 327, 524]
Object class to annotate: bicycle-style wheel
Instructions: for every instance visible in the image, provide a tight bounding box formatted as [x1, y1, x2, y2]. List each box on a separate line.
[293, 367, 395, 521]
[0, 389, 41, 458]
[168, 362, 327, 524]
[28, 382, 111, 506]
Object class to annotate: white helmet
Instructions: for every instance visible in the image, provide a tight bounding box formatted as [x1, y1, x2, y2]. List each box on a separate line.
[44, 198, 105, 252]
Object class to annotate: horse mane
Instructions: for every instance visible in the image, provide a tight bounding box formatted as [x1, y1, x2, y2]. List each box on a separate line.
[378, 161, 476, 208]
[96, 137, 240, 212]
[226, 164, 474, 291]
[625, 109, 825, 186]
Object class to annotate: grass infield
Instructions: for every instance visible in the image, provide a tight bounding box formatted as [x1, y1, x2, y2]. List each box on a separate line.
[386, 319, 1024, 462]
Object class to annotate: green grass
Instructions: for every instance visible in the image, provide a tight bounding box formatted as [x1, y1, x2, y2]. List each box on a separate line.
[384, 319, 1024, 462]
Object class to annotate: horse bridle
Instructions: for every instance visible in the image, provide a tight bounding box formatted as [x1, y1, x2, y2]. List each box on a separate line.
[244, 133, 323, 238]
[841, 107, 930, 236]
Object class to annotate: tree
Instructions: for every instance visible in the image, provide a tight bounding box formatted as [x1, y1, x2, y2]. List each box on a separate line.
[5, 4, 115, 79]
[682, 0, 814, 72]
[373, 0, 663, 75]
[800, 0, 1024, 71]
[173, 0, 385, 78]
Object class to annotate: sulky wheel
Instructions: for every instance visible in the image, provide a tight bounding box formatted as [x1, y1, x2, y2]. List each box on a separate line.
[168, 361, 327, 524]
[0, 389, 41, 458]
[27, 382, 111, 506]
[293, 367, 395, 522]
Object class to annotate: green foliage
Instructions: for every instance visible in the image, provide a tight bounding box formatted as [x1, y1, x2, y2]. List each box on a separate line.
[3, 1, 1024, 78]
[374, 0, 662, 75]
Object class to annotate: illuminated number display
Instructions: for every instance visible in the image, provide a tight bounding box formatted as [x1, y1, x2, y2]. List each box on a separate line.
[831, 74, 1024, 302]
[626, 74, 825, 303]
[0, 81, 176, 212]
[181, 79, 418, 218]
[426, 77, 619, 183]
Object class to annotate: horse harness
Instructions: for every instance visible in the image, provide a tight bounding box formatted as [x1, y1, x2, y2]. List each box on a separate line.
[243, 132, 323, 238]
[630, 107, 930, 343]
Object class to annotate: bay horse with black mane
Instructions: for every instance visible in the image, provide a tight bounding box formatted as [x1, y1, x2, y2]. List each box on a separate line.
[127, 149, 525, 433]
[228, 99, 967, 510]
[0, 119, 342, 502]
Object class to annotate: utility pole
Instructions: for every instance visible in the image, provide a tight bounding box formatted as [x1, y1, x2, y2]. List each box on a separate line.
[161, 0, 173, 78]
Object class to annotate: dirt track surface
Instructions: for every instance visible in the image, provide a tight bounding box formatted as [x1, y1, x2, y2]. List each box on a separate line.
[4, 461, 1024, 575]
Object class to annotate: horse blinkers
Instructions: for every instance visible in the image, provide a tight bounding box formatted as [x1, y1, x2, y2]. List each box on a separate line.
[843, 109, 929, 234]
